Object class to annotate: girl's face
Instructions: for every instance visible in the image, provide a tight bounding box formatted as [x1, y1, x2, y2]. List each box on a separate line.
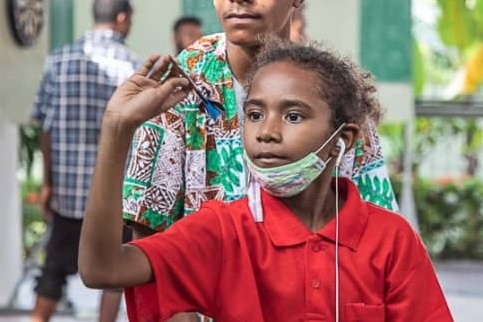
[244, 61, 335, 168]
[214, 0, 302, 47]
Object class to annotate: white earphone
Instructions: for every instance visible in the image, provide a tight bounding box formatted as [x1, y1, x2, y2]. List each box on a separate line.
[335, 138, 346, 167]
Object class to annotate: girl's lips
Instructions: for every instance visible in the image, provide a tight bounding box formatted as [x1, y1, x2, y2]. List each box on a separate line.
[254, 153, 287, 167]
[255, 151, 284, 159]
[256, 158, 287, 167]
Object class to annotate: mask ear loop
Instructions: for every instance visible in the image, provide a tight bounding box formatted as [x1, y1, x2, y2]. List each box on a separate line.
[314, 123, 346, 155]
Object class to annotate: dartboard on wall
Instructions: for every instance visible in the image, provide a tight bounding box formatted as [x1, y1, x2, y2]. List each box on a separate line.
[7, 0, 45, 47]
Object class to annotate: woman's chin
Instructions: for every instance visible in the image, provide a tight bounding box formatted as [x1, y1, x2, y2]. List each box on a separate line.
[225, 32, 262, 48]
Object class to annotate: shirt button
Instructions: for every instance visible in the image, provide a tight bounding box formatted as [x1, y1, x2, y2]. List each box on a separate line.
[312, 244, 321, 252]
[311, 279, 321, 289]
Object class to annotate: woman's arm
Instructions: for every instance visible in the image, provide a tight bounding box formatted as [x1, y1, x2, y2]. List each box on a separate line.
[79, 54, 190, 289]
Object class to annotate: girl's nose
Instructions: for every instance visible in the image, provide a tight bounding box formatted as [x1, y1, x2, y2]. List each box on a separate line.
[256, 117, 282, 143]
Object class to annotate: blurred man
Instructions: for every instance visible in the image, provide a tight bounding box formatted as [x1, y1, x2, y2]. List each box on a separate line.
[173, 16, 203, 54]
[30, 0, 140, 321]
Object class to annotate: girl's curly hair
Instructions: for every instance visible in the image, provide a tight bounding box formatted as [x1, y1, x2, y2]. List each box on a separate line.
[246, 38, 384, 132]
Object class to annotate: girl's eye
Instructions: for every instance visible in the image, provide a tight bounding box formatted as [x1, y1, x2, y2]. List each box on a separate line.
[247, 110, 264, 122]
[285, 112, 304, 123]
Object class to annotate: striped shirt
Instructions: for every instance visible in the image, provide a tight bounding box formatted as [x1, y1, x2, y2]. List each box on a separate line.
[32, 29, 140, 219]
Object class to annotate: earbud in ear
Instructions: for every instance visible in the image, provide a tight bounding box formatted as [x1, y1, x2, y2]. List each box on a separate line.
[335, 138, 346, 167]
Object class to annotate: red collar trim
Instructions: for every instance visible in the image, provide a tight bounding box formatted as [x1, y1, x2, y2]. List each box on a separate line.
[262, 178, 369, 251]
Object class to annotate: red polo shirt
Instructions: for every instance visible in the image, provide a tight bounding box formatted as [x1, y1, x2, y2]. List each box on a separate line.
[126, 178, 452, 321]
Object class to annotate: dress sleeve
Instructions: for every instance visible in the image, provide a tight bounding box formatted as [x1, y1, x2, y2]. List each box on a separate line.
[122, 109, 187, 231]
[384, 224, 453, 322]
[122, 49, 201, 232]
[350, 121, 399, 211]
[128, 204, 223, 320]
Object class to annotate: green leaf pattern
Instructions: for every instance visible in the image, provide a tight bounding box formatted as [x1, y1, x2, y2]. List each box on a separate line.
[208, 144, 245, 195]
[356, 173, 397, 211]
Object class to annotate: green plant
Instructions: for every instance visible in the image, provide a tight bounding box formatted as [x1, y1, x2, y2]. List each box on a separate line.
[18, 123, 46, 258]
[392, 176, 483, 259]
[19, 124, 41, 178]
[414, 0, 483, 97]
[380, 118, 482, 177]
[21, 178, 46, 259]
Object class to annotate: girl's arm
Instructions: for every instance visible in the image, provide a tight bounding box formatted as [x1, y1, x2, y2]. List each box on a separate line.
[78, 54, 190, 289]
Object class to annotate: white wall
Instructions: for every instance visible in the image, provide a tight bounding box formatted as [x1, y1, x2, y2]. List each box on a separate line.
[0, 121, 22, 306]
[304, 0, 413, 123]
[74, 0, 182, 60]
[0, 0, 48, 306]
[304, 0, 360, 61]
[0, 2, 49, 123]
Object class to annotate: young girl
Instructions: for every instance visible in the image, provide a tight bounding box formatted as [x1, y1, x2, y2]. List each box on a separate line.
[79, 41, 452, 321]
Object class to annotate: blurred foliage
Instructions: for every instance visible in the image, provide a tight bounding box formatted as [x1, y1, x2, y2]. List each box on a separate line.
[381, 117, 483, 259]
[380, 117, 483, 175]
[19, 123, 45, 258]
[21, 179, 46, 259]
[413, 38, 426, 97]
[392, 175, 483, 259]
[414, 0, 483, 97]
[19, 124, 41, 178]
[436, 0, 478, 54]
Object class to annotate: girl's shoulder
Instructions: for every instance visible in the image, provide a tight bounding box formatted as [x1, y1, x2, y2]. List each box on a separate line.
[366, 203, 412, 229]
[365, 203, 423, 248]
[194, 197, 258, 230]
[199, 197, 251, 216]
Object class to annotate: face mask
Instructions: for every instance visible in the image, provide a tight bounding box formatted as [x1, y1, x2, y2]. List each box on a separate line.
[244, 124, 345, 198]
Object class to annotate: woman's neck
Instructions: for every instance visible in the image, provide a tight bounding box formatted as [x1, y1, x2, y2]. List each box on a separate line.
[226, 41, 259, 86]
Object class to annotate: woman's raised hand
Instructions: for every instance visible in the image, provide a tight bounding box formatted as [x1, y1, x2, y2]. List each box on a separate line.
[104, 54, 191, 129]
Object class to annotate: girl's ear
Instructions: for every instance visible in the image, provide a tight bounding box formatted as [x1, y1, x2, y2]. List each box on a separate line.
[339, 123, 360, 152]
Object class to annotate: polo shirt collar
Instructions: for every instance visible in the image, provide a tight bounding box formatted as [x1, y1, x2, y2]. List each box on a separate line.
[262, 178, 369, 251]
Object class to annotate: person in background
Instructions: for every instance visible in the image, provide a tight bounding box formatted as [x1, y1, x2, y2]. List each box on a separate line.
[173, 16, 203, 54]
[122, 0, 397, 321]
[30, 0, 140, 321]
[79, 39, 452, 322]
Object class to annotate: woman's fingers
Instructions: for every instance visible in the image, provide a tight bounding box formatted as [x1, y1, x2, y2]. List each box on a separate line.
[146, 56, 171, 81]
[136, 54, 162, 77]
[155, 77, 191, 107]
[105, 55, 192, 127]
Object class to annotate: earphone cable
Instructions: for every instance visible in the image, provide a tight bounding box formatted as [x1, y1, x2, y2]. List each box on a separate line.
[334, 166, 340, 322]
